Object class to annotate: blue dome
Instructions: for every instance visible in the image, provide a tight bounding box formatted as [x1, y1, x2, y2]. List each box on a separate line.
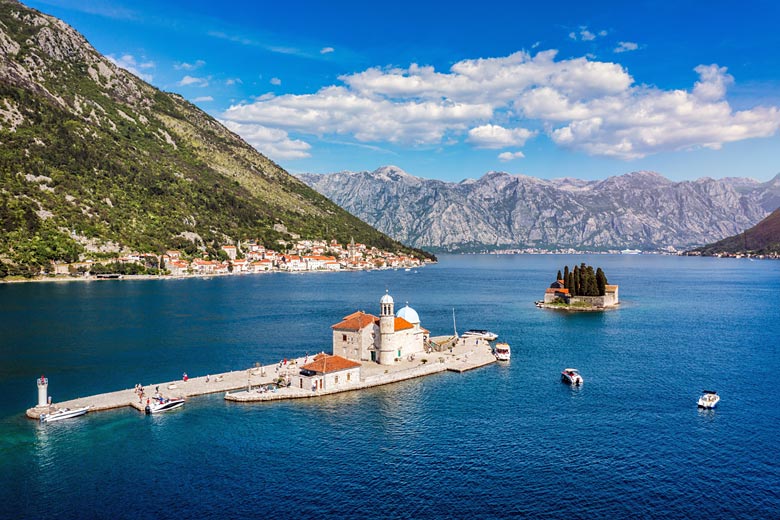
[397, 305, 419, 324]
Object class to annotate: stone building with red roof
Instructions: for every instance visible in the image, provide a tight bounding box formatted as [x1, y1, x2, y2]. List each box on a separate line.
[296, 354, 362, 392]
[331, 292, 429, 365]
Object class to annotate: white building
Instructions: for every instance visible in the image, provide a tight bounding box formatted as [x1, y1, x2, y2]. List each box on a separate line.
[296, 354, 362, 392]
[331, 292, 429, 365]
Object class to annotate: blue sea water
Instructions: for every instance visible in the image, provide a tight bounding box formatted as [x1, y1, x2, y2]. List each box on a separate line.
[1, 254, 779, 519]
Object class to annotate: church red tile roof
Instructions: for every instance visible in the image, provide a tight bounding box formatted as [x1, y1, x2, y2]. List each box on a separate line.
[394, 317, 414, 331]
[301, 354, 361, 373]
[331, 312, 378, 331]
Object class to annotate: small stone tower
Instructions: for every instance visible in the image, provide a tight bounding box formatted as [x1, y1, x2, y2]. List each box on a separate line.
[37, 375, 48, 407]
[378, 291, 396, 365]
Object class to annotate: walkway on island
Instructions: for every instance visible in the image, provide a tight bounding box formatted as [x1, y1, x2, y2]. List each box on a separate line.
[26, 336, 497, 419]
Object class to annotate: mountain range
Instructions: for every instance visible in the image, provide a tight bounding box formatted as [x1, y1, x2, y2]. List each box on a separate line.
[0, 0, 430, 276]
[299, 166, 780, 252]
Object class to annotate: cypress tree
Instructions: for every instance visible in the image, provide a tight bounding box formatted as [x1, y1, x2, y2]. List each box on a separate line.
[596, 267, 607, 296]
[563, 265, 570, 289]
[572, 265, 580, 296]
[585, 266, 597, 296]
[557, 269, 562, 282]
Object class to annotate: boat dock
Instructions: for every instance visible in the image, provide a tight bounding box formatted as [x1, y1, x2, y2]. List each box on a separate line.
[26, 336, 497, 418]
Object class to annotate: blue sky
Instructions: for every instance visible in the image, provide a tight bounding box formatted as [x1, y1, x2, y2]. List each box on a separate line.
[26, 0, 780, 182]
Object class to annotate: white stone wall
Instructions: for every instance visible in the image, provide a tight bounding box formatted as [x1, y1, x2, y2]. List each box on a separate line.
[296, 367, 361, 392]
[333, 325, 377, 361]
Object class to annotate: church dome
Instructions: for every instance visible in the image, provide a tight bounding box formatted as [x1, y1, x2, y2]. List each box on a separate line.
[380, 292, 394, 305]
[396, 304, 420, 324]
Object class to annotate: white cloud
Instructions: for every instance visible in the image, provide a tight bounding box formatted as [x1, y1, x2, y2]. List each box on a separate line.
[614, 41, 639, 53]
[270, 77, 282, 86]
[320, 47, 335, 54]
[467, 124, 534, 148]
[569, 26, 605, 41]
[178, 75, 209, 87]
[175, 59, 206, 71]
[107, 54, 154, 82]
[221, 120, 311, 160]
[498, 151, 525, 161]
[221, 51, 780, 160]
[192, 96, 214, 102]
[225, 78, 242, 86]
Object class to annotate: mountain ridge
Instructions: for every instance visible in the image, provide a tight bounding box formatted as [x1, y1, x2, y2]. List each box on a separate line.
[298, 166, 780, 252]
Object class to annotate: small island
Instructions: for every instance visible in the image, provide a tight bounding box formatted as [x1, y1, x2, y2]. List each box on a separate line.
[536, 263, 619, 311]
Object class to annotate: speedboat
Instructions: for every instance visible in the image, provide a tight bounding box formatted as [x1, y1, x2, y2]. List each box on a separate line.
[494, 342, 511, 361]
[462, 329, 498, 341]
[40, 406, 90, 423]
[697, 390, 720, 409]
[561, 368, 583, 385]
[145, 397, 185, 414]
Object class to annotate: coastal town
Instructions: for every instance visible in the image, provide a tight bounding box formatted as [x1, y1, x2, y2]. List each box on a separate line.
[46, 238, 429, 280]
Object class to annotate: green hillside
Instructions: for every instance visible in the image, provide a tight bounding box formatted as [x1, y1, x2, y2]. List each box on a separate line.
[0, 0, 432, 277]
[694, 208, 780, 256]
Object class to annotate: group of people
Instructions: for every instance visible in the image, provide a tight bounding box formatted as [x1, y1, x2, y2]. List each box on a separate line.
[134, 384, 145, 403]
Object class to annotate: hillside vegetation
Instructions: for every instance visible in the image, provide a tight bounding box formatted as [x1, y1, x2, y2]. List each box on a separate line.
[694, 208, 780, 256]
[0, 0, 431, 277]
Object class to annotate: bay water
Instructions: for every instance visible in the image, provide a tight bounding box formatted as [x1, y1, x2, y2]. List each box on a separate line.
[1, 254, 778, 518]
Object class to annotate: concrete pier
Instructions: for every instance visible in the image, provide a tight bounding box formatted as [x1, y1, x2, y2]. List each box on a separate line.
[26, 337, 498, 419]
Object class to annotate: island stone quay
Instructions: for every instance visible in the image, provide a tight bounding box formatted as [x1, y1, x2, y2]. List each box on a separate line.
[26, 336, 496, 419]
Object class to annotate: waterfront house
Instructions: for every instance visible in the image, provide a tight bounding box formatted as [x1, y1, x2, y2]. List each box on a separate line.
[296, 354, 362, 392]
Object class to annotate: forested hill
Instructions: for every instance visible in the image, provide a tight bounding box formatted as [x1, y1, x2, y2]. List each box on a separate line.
[694, 208, 780, 256]
[0, 0, 432, 276]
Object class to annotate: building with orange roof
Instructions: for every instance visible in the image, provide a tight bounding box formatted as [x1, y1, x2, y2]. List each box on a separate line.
[332, 292, 429, 365]
[296, 354, 362, 392]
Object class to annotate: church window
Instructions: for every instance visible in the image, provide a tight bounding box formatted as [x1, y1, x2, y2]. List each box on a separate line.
[342, 334, 347, 342]
[335, 375, 339, 385]
[347, 373, 351, 382]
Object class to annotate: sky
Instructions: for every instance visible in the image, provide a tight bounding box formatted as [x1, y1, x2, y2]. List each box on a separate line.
[24, 0, 780, 182]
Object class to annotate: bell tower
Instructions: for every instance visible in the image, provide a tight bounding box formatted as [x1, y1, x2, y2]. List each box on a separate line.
[378, 291, 395, 364]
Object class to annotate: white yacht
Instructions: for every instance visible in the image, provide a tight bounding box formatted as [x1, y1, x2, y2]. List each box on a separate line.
[462, 329, 498, 341]
[561, 368, 584, 385]
[145, 397, 185, 414]
[39, 406, 90, 423]
[697, 390, 720, 409]
[620, 249, 642, 255]
[494, 342, 511, 361]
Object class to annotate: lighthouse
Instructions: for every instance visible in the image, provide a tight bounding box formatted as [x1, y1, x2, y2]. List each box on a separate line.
[37, 375, 49, 407]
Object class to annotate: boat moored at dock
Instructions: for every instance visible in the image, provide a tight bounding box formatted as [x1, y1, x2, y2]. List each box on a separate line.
[145, 397, 185, 414]
[697, 390, 720, 409]
[494, 342, 511, 361]
[39, 406, 90, 423]
[561, 368, 583, 385]
[462, 329, 498, 341]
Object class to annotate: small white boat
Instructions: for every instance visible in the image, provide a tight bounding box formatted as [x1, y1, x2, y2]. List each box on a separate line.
[40, 406, 90, 423]
[145, 397, 185, 414]
[494, 342, 511, 361]
[697, 390, 720, 409]
[561, 368, 583, 385]
[462, 329, 498, 341]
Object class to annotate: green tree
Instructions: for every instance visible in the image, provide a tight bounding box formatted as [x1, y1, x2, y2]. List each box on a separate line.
[596, 267, 607, 296]
[556, 269, 562, 281]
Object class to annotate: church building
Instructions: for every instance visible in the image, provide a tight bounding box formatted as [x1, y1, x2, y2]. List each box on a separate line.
[331, 292, 429, 365]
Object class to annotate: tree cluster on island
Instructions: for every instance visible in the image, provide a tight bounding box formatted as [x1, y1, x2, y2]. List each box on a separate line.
[555, 263, 609, 297]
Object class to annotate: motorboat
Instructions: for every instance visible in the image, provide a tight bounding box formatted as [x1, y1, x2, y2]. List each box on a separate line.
[697, 390, 720, 409]
[40, 406, 90, 423]
[494, 342, 511, 361]
[462, 329, 498, 341]
[145, 397, 185, 414]
[561, 368, 583, 385]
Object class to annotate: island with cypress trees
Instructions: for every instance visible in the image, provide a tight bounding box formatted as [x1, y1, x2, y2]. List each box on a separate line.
[536, 263, 619, 311]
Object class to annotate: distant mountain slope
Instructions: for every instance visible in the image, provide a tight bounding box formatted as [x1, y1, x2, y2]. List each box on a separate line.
[299, 166, 779, 252]
[0, 0, 430, 275]
[695, 208, 780, 255]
